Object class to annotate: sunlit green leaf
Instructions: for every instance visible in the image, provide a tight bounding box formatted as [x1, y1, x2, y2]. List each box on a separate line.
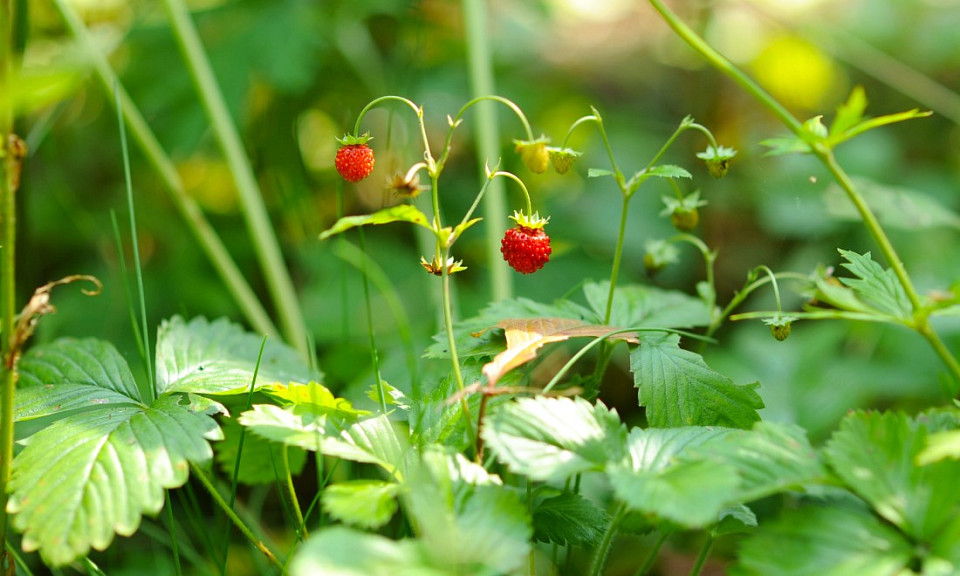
[630, 333, 762, 428]
[828, 86, 868, 139]
[322, 480, 400, 529]
[16, 338, 143, 420]
[319, 204, 431, 240]
[155, 316, 318, 395]
[482, 397, 627, 482]
[265, 381, 369, 420]
[321, 415, 408, 479]
[8, 393, 223, 566]
[824, 411, 960, 540]
[732, 504, 913, 576]
[289, 527, 445, 576]
[918, 429, 960, 464]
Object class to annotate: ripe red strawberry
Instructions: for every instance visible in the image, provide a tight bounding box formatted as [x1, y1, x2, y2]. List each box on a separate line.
[335, 134, 375, 183]
[501, 212, 552, 274]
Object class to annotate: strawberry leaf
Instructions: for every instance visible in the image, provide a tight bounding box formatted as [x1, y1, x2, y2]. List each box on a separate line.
[835, 249, 911, 319]
[644, 164, 692, 179]
[583, 281, 712, 328]
[630, 332, 762, 428]
[482, 397, 627, 482]
[319, 204, 432, 240]
[322, 480, 400, 530]
[532, 490, 610, 546]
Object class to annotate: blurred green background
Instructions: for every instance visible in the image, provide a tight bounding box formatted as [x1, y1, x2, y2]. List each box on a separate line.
[14, 0, 960, 442]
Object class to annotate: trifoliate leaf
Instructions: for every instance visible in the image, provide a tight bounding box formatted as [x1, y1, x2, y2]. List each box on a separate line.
[824, 411, 960, 541]
[482, 396, 627, 482]
[732, 504, 913, 576]
[532, 491, 610, 546]
[322, 480, 400, 529]
[7, 393, 223, 566]
[319, 204, 432, 240]
[630, 333, 762, 428]
[155, 316, 318, 395]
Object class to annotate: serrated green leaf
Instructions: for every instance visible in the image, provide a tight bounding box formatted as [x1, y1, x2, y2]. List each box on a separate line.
[630, 333, 762, 428]
[583, 281, 713, 328]
[532, 491, 610, 546]
[688, 422, 827, 502]
[732, 504, 913, 576]
[827, 108, 932, 148]
[289, 527, 445, 576]
[759, 136, 812, 156]
[620, 426, 733, 471]
[322, 415, 408, 479]
[215, 417, 307, 485]
[16, 338, 143, 420]
[714, 505, 757, 536]
[482, 397, 627, 482]
[587, 168, 615, 178]
[608, 458, 740, 527]
[824, 411, 960, 540]
[825, 177, 960, 230]
[265, 381, 369, 420]
[155, 316, 318, 395]
[645, 164, 692, 179]
[237, 404, 325, 451]
[829, 86, 868, 139]
[319, 204, 431, 240]
[8, 393, 223, 566]
[918, 429, 960, 464]
[836, 250, 911, 318]
[322, 480, 400, 529]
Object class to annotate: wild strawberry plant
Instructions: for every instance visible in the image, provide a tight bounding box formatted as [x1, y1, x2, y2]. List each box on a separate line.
[2, 1, 960, 575]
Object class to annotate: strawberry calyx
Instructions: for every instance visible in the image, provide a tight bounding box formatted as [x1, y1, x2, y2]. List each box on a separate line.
[508, 210, 549, 230]
[336, 132, 374, 146]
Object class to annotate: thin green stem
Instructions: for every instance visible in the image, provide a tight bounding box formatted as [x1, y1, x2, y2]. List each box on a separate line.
[633, 530, 670, 576]
[646, 0, 803, 135]
[442, 95, 536, 166]
[589, 503, 627, 576]
[689, 535, 714, 576]
[116, 82, 156, 400]
[358, 228, 388, 414]
[164, 492, 184, 576]
[53, 0, 279, 339]
[161, 0, 309, 360]
[0, 0, 16, 559]
[491, 170, 533, 216]
[560, 114, 600, 149]
[604, 195, 632, 324]
[190, 463, 285, 571]
[282, 446, 307, 540]
[462, 0, 512, 301]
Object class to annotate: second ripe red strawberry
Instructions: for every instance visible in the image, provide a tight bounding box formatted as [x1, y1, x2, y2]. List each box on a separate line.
[501, 212, 552, 274]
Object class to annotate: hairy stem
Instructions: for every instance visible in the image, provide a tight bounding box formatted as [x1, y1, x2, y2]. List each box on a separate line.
[589, 503, 627, 576]
[0, 0, 17, 557]
[161, 0, 309, 359]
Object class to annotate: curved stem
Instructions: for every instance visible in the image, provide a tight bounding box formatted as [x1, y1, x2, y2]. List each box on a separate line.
[589, 503, 627, 576]
[646, 0, 803, 135]
[437, 95, 535, 173]
[560, 114, 600, 149]
[353, 95, 436, 173]
[633, 530, 670, 576]
[491, 170, 533, 216]
[689, 534, 714, 576]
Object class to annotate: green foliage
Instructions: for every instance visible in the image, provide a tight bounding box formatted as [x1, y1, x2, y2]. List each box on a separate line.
[322, 480, 400, 530]
[319, 205, 432, 241]
[630, 332, 763, 428]
[531, 489, 610, 546]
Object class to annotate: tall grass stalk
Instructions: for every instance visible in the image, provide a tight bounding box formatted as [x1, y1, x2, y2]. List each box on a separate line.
[160, 0, 309, 360]
[52, 0, 279, 341]
[463, 0, 512, 301]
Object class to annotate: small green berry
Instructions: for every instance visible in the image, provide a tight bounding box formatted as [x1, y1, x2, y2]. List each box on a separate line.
[696, 145, 737, 179]
[547, 147, 582, 175]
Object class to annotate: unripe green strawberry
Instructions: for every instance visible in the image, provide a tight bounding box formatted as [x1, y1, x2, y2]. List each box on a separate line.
[548, 147, 581, 175]
[670, 207, 699, 231]
[764, 315, 797, 342]
[335, 133, 375, 183]
[501, 211, 551, 274]
[697, 145, 737, 179]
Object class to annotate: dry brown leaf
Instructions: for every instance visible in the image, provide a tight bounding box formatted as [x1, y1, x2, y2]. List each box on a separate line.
[481, 318, 638, 387]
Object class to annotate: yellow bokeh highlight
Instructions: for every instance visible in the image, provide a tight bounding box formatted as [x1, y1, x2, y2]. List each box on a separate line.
[752, 36, 841, 111]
